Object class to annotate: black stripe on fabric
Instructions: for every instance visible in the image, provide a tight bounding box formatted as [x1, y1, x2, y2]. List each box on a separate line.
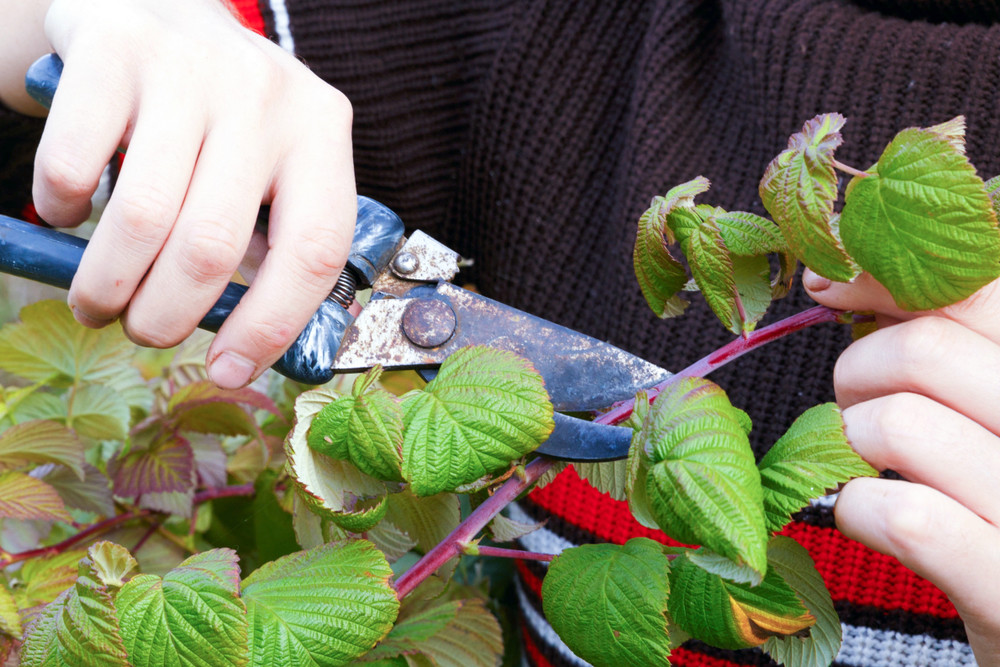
[835, 601, 968, 644]
[257, 0, 277, 42]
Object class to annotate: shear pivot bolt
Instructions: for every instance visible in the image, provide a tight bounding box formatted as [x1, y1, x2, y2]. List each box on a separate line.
[392, 252, 419, 275]
[402, 298, 456, 348]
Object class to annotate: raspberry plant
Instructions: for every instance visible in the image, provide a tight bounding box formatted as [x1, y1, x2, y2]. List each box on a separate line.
[0, 114, 998, 666]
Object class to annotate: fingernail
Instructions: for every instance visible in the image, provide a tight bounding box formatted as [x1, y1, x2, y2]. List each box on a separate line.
[69, 304, 113, 328]
[802, 270, 831, 292]
[209, 351, 257, 389]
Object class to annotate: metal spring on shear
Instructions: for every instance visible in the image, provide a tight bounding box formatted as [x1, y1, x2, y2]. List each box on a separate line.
[328, 266, 358, 309]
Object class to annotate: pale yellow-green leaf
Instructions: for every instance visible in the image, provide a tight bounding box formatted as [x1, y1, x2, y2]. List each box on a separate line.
[0, 420, 84, 479]
[0, 471, 71, 522]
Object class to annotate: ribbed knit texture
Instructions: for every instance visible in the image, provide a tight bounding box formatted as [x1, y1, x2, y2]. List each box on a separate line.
[4, 1, 999, 664]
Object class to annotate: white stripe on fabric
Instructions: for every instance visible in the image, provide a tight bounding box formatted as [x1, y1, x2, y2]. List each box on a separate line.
[836, 624, 975, 666]
[507, 502, 573, 561]
[516, 580, 592, 667]
[267, 0, 295, 53]
[811, 492, 839, 509]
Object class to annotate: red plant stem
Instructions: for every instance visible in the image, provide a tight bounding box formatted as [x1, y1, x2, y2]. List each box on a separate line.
[597, 305, 846, 425]
[0, 483, 256, 569]
[832, 159, 869, 179]
[393, 306, 860, 598]
[473, 545, 555, 563]
[394, 457, 557, 599]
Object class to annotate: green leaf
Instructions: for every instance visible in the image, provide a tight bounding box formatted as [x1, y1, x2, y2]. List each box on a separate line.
[0, 300, 152, 410]
[253, 471, 301, 564]
[6, 391, 65, 425]
[0, 420, 84, 479]
[0, 582, 22, 640]
[242, 541, 399, 667]
[669, 208, 773, 334]
[711, 210, 786, 256]
[309, 367, 405, 482]
[8, 550, 85, 610]
[363, 596, 503, 667]
[762, 537, 842, 667]
[625, 395, 659, 531]
[385, 490, 460, 556]
[489, 512, 545, 543]
[365, 520, 417, 564]
[542, 538, 671, 666]
[112, 429, 195, 498]
[926, 115, 966, 154]
[0, 471, 71, 522]
[688, 547, 763, 587]
[639, 377, 767, 576]
[327, 495, 390, 534]
[985, 175, 1000, 218]
[401, 347, 554, 496]
[669, 548, 814, 650]
[67, 384, 131, 440]
[841, 127, 1000, 310]
[117, 548, 249, 667]
[758, 403, 876, 533]
[574, 459, 628, 501]
[168, 381, 277, 438]
[89, 541, 139, 589]
[285, 387, 389, 521]
[633, 179, 709, 318]
[20, 546, 129, 666]
[759, 113, 858, 282]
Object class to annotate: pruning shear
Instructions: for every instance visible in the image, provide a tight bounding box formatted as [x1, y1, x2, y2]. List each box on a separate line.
[0, 54, 672, 461]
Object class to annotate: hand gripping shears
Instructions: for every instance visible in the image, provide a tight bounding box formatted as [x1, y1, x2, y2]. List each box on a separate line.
[0, 54, 673, 460]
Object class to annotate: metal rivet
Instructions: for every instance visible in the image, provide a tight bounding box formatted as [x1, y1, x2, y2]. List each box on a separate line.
[402, 298, 456, 348]
[392, 252, 419, 275]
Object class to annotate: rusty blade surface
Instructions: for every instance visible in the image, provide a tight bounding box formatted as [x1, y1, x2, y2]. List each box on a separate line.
[334, 282, 671, 412]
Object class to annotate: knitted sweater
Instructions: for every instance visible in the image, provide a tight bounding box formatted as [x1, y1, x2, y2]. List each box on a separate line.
[4, 1, 1000, 664]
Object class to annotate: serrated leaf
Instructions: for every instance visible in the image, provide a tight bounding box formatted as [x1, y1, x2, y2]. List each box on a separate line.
[365, 520, 418, 564]
[489, 512, 545, 543]
[0, 420, 84, 479]
[242, 541, 399, 667]
[309, 368, 405, 482]
[669, 208, 772, 334]
[117, 548, 248, 667]
[7, 391, 64, 425]
[758, 403, 877, 533]
[286, 387, 389, 521]
[0, 471, 71, 522]
[688, 547, 763, 587]
[542, 538, 671, 666]
[0, 300, 151, 410]
[253, 471, 301, 564]
[384, 490, 460, 556]
[841, 128, 1000, 310]
[985, 175, 1000, 217]
[67, 385, 131, 440]
[712, 209, 787, 256]
[669, 548, 814, 650]
[140, 489, 195, 518]
[113, 429, 195, 498]
[89, 541, 138, 588]
[639, 377, 767, 576]
[327, 495, 390, 534]
[759, 113, 858, 282]
[401, 347, 554, 496]
[8, 550, 85, 610]
[625, 415, 659, 531]
[168, 381, 279, 439]
[0, 582, 22, 640]
[168, 380, 280, 417]
[762, 537, 842, 667]
[926, 115, 966, 153]
[20, 548, 129, 666]
[634, 185, 697, 319]
[362, 596, 502, 667]
[573, 459, 628, 501]
[190, 435, 228, 489]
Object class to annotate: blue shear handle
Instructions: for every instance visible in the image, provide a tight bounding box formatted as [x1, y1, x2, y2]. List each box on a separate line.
[14, 53, 407, 385]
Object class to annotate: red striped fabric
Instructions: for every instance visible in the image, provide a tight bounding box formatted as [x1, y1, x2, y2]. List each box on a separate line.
[528, 466, 959, 620]
[226, 0, 266, 35]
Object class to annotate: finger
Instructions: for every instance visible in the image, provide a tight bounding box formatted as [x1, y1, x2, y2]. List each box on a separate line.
[207, 109, 356, 389]
[32, 55, 131, 226]
[833, 316, 1000, 434]
[806, 269, 1000, 345]
[67, 96, 204, 327]
[122, 126, 267, 349]
[835, 478, 1000, 652]
[842, 394, 1000, 526]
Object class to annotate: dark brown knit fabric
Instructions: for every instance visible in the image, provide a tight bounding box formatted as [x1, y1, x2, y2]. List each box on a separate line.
[0, 106, 42, 218]
[290, 0, 1000, 452]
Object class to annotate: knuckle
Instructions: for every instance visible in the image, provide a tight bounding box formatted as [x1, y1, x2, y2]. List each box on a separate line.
[113, 187, 177, 248]
[285, 228, 350, 290]
[881, 484, 943, 560]
[176, 222, 245, 286]
[892, 317, 956, 374]
[242, 317, 298, 355]
[123, 316, 189, 349]
[868, 393, 929, 466]
[70, 284, 124, 322]
[35, 151, 98, 205]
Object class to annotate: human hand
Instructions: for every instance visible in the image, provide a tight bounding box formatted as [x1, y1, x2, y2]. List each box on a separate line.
[805, 269, 1000, 665]
[9, 0, 356, 388]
